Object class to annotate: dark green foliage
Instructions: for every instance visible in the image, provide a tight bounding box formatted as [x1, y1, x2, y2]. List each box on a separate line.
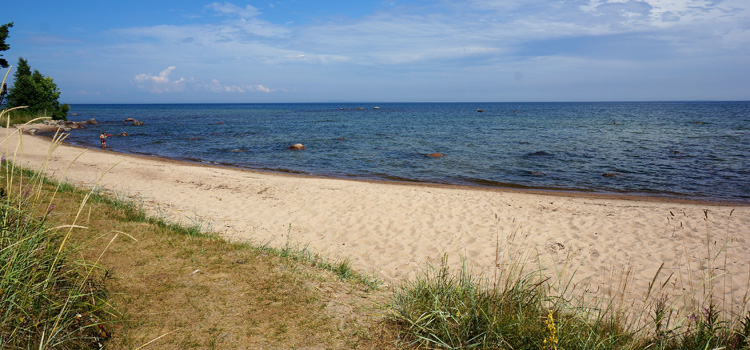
[0, 22, 12, 69]
[5, 57, 69, 120]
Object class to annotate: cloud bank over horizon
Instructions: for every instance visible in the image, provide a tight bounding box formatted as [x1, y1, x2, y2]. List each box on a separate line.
[3, 0, 749, 103]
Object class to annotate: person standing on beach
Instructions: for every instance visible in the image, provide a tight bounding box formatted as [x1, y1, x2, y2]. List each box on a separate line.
[100, 132, 108, 149]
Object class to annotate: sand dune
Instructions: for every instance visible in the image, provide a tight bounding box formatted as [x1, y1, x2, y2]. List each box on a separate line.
[5, 129, 749, 315]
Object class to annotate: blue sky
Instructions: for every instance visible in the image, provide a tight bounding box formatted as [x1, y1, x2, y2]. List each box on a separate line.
[2, 0, 749, 103]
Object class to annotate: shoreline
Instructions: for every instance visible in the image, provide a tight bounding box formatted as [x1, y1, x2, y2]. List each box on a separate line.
[6, 129, 750, 314]
[42, 131, 750, 207]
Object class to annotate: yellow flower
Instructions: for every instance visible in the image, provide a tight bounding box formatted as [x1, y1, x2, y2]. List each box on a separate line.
[543, 309, 559, 350]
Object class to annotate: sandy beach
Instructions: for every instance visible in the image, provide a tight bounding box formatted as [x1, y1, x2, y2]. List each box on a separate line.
[4, 128, 750, 315]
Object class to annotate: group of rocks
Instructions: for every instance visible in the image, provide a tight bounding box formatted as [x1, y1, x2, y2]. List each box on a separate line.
[15, 116, 146, 135]
[15, 119, 98, 134]
[124, 118, 145, 126]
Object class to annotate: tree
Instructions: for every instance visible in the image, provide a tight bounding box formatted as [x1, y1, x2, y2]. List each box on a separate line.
[5, 57, 69, 120]
[0, 22, 12, 69]
[0, 22, 13, 105]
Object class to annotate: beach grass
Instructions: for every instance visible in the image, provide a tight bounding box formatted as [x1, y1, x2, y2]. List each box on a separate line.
[386, 225, 750, 350]
[0, 127, 115, 347]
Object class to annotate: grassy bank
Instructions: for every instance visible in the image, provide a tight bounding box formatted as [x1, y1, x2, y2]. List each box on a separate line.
[0, 156, 391, 348]
[0, 108, 53, 127]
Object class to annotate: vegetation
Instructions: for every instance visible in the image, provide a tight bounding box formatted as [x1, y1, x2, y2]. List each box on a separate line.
[387, 249, 750, 349]
[0, 22, 12, 69]
[0, 108, 54, 127]
[4, 58, 69, 120]
[0, 132, 114, 348]
[1, 22, 14, 106]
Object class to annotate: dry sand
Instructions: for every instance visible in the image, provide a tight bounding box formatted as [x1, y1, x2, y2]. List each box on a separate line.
[4, 129, 750, 315]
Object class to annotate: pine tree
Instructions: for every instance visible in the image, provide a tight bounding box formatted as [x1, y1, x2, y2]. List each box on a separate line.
[0, 22, 13, 69]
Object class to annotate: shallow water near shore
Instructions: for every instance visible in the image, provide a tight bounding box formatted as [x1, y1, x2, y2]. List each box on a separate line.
[61, 102, 750, 203]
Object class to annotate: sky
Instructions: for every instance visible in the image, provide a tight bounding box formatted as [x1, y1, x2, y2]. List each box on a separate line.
[2, 0, 749, 103]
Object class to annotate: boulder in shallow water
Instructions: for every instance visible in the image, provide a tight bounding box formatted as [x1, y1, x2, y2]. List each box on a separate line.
[86, 118, 98, 125]
[124, 118, 135, 122]
[120, 132, 129, 137]
[527, 151, 554, 157]
[426, 152, 444, 158]
[132, 120, 145, 126]
[288, 143, 305, 150]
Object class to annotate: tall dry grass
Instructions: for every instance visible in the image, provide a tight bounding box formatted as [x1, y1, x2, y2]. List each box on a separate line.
[0, 106, 116, 348]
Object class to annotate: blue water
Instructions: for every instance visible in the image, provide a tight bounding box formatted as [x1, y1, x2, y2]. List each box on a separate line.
[61, 102, 750, 203]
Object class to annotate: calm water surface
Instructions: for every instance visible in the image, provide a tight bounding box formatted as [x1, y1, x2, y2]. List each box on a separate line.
[61, 102, 750, 203]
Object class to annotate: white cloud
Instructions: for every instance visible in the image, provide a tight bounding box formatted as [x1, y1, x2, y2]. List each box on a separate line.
[134, 66, 190, 93]
[135, 67, 276, 94]
[206, 79, 275, 93]
[206, 2, 260, 18]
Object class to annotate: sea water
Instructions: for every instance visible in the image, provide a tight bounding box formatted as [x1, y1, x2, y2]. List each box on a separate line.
[60, 102, 750, 203]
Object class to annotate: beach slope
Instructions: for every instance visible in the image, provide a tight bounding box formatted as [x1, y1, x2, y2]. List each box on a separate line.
[5, 130, 749, 312]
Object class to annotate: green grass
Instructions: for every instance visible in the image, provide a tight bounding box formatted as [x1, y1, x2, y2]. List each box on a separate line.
[387, 254, 750, 349]
[0, 163, 115, 348]
[0, 108, 52, 127]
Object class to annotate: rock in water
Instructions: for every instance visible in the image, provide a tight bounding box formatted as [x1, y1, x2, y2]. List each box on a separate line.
[288, 143, 306, 150]
[427, 152, 444, 158]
